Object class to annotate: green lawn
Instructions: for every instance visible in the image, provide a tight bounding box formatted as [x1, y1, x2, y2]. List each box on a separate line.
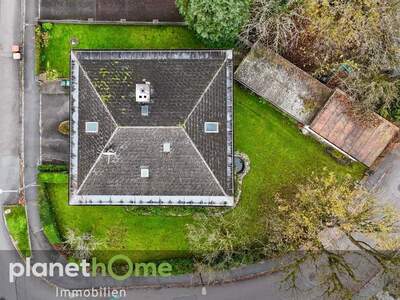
[40, 24, 204, 77]
[4, 205, 31, 257]
[233, 86, 365, 216]
[39, 85, 365, 264]
[37, 24, 366, 268]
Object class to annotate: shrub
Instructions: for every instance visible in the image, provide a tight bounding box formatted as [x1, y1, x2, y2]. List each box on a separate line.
[41, 22, 53, 32]
[176, 0, 250, 47]
[38, 164, 68, 173]
[35, 26, 50, 48]
[38, 172, 68, 184]
[381, 96, 400, 122]
[58, 120, 69, 136]
[38, 184, 62, 245]
[44, 68, 60, 81]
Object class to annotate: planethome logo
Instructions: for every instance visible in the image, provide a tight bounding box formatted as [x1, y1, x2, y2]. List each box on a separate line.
[9, 255, 172, 283]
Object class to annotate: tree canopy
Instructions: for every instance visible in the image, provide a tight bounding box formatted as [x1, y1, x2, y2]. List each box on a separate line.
[187, 170, 400, 297]
[177, 0, 251, 47]
[241, 0, 400, 118]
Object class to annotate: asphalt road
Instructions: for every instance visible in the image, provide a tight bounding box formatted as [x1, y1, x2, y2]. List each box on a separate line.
[0, 0, 26, 298]
[0, 0, 22, 205]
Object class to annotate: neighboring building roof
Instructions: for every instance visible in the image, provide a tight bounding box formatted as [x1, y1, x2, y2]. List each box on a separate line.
[70, 50, 234, 206]
[235, 43, 332, 124]
[311, 89, 399, 167]
[40, 0, 183, 23]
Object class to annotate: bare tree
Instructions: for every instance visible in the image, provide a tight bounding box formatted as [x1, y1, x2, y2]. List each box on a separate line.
[63, 229, 102, 260]
[187, 169, 400, 297]
[187, 210, 265, 271]
[267, 170, 400, 298]
[240, 0, 305, 52]
[241, 0, 400, 115]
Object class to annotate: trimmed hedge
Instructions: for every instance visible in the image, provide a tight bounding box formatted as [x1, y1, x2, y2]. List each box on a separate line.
[38, 172, 68, 184]
[38, 164, 68, 173]
[38, 179, 62, 245]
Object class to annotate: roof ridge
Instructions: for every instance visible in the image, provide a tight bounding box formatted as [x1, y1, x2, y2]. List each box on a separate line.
[118, 126, 181, 129]
[183, 58, 227, 125]
[76, 127, 119, 194]
[77, 61, 118, 127]
[181, 128, 227, 196]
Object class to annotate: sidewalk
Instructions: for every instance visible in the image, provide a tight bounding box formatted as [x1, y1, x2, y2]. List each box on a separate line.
[364, 142, 400, 211]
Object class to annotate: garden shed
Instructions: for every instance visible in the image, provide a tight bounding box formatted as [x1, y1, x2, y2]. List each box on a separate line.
[235, 42, 332, 124]
[310, 90, 399, 167]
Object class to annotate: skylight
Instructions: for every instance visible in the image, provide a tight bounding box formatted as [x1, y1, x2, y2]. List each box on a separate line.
[85, 122, 98, 133]
[204, 122, 219, 133]
[140, 166, 149, 178]
[163, 142, 171, 153]
[141, 105, 149, 116]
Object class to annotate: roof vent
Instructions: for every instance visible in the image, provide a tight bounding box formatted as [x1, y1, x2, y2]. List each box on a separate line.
[136, 82, 150, 103]
[140, 166, 149, 178]
[163, 142, 171, 153]
[103, 148, 116, 164]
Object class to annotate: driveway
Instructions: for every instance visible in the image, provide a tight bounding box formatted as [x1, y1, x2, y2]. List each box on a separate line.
[364, 142, 400, 210]
[40, 82, 69, 163]
[39, 0, 183, 22]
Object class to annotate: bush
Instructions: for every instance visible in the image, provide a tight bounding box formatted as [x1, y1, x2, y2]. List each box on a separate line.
[38, 164, 68, 173]
[38, 184, 62, 245]
[381, 96, 400, 122]
[44, 68, 60, 81]
[41, 22, 53, 32]
[58, 120, 69, 136]
[38, 172, 68, 184]
[177, 0, 250, 47]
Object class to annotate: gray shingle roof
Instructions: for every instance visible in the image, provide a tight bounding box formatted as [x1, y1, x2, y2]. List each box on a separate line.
[79, 127, 225, 195]
[69, 50, 234, 206]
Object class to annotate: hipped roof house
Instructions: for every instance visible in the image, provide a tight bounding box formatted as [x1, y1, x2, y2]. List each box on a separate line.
[69, 50, 234, 206]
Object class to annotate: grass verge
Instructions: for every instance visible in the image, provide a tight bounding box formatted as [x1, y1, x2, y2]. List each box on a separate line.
[4, 205, 31, 257]
[39, 24, 204, 77]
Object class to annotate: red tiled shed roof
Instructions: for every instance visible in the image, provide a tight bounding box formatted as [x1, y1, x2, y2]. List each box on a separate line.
[311, 89, 399, 167]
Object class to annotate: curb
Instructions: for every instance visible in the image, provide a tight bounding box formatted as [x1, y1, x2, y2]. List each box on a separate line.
[30, 253, 296, 291]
